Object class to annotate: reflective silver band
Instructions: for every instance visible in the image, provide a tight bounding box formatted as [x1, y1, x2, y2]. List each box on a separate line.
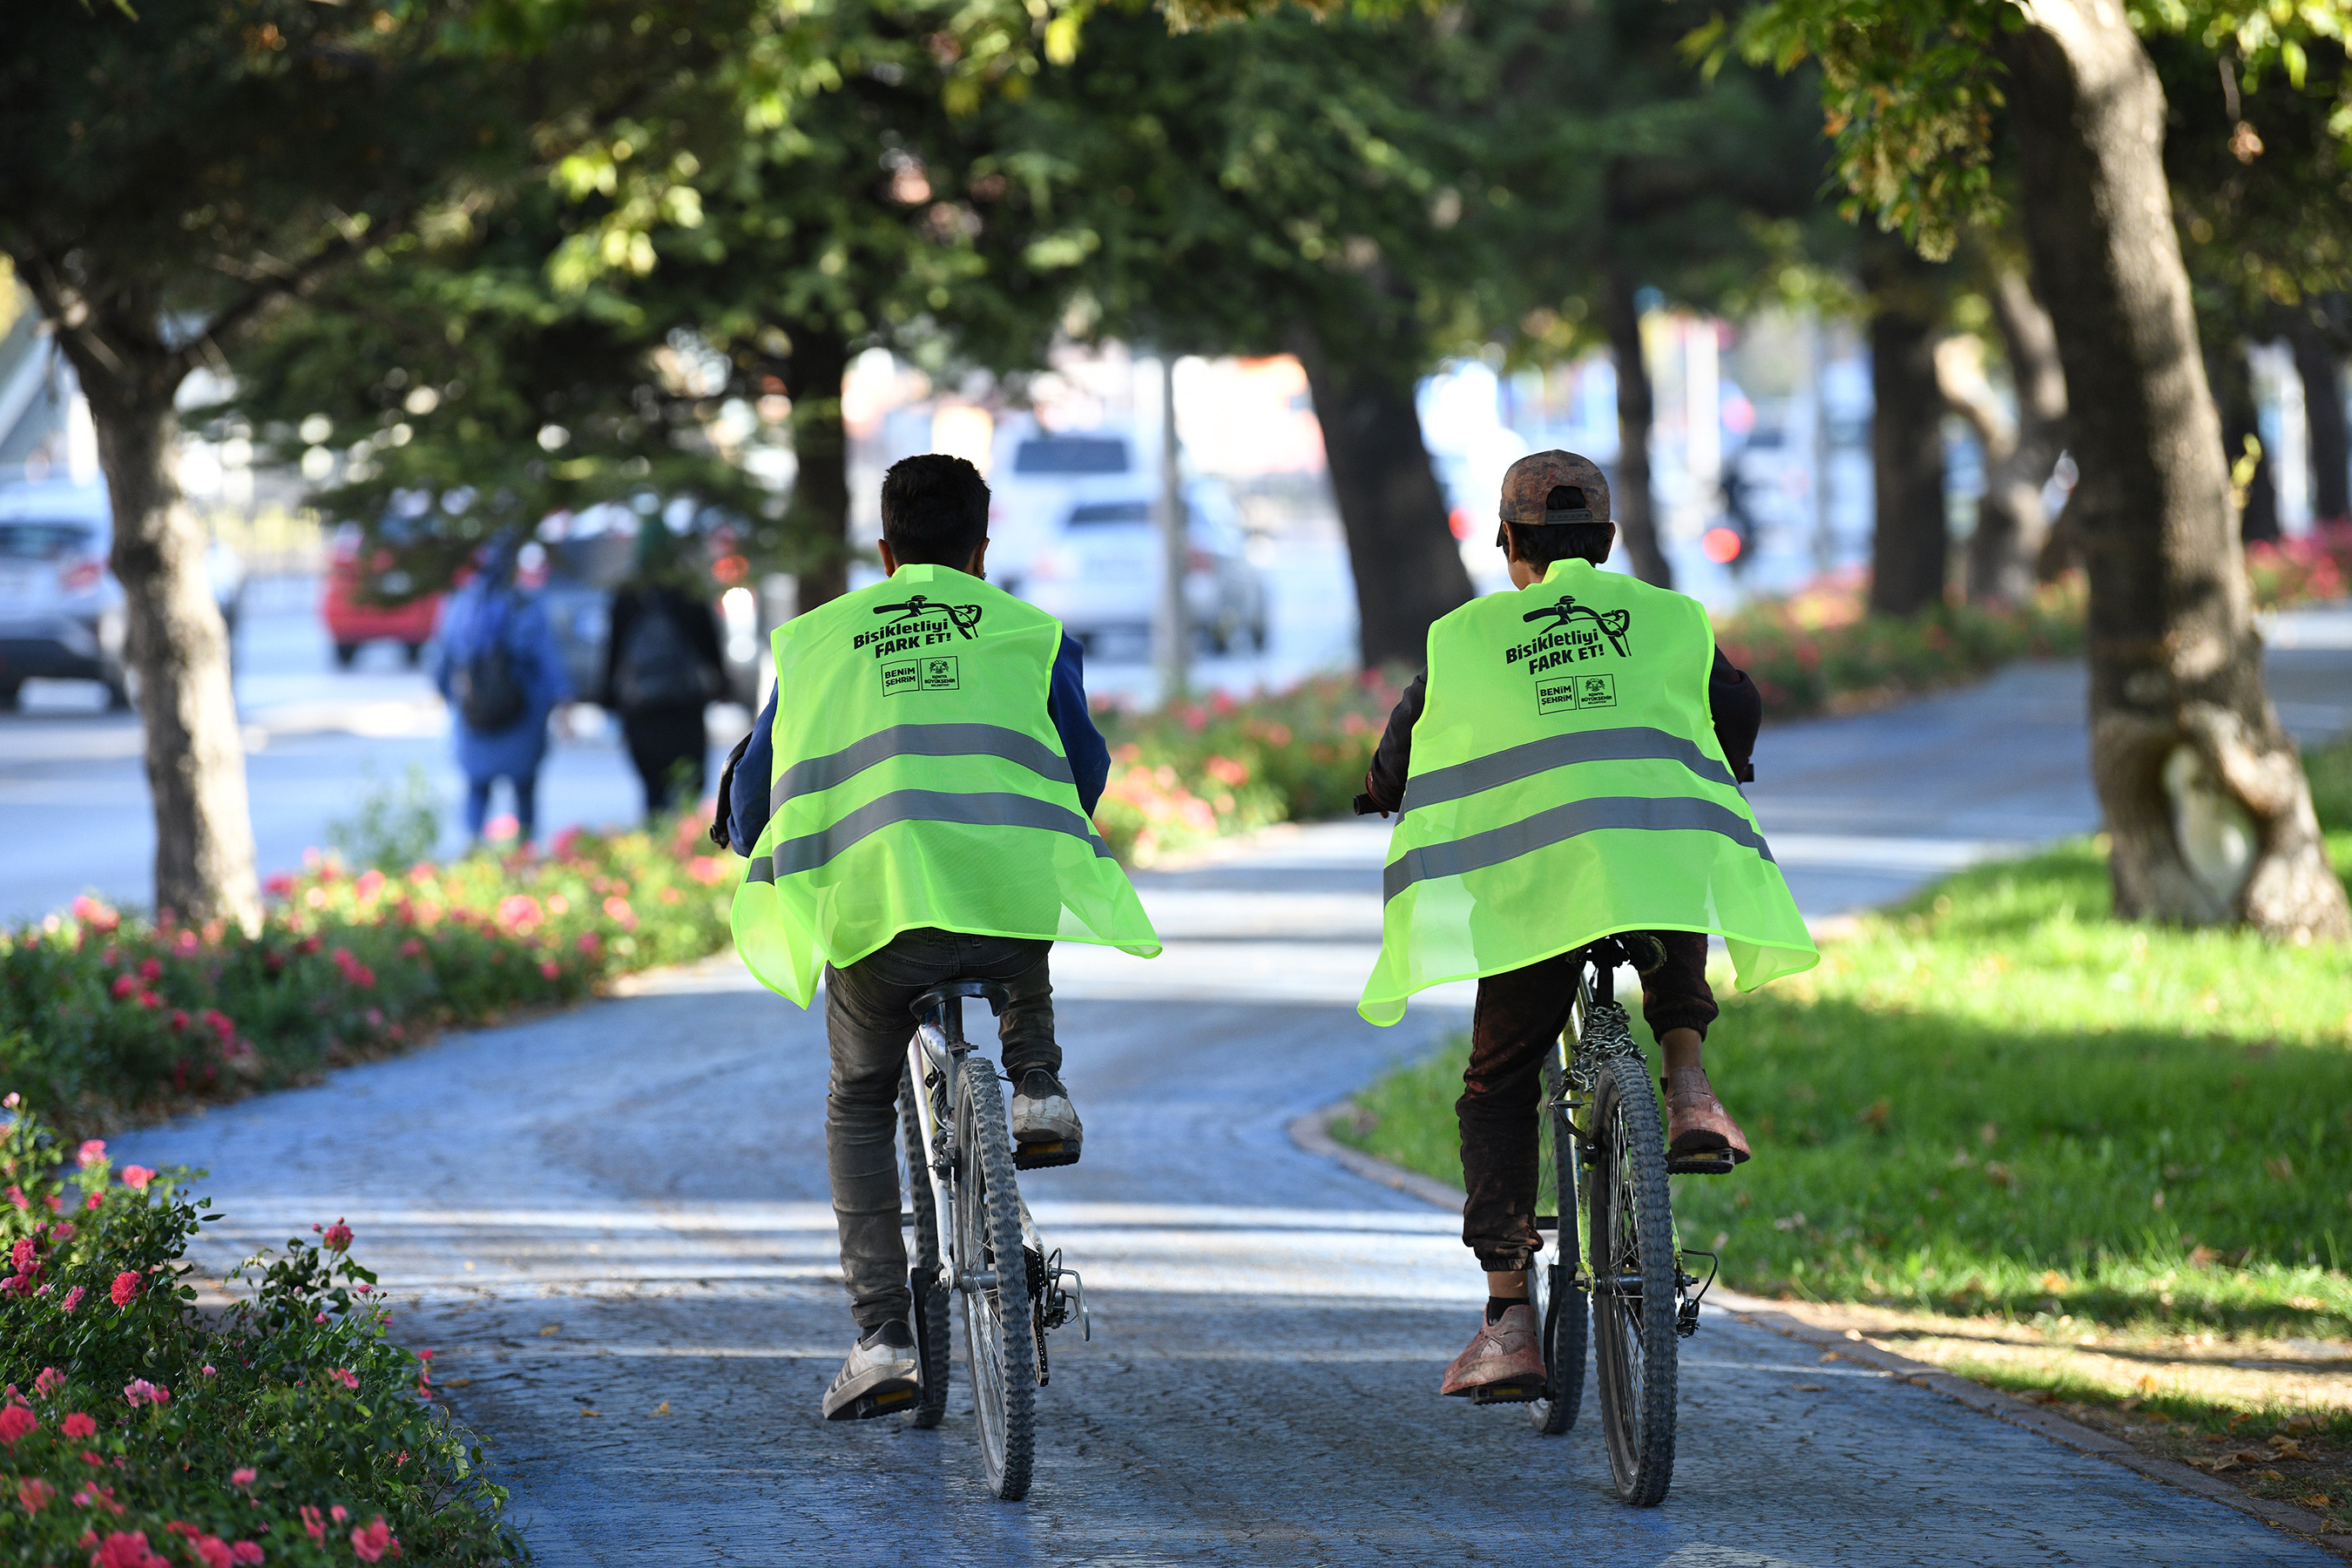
[771, 723, 1074, 812]
[1382, 794, 1775, 902]
[755, 788, 1111, 882]
[1401, 727, 1734, 817]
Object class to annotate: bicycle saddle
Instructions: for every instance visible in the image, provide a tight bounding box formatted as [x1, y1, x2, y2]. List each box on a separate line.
[909, 979, 1013, 1021]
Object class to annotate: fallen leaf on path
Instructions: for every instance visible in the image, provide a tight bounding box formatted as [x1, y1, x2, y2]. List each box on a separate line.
[1818, 1352, 1840, 1363]
[652, 1401, 670, 1416]
[2269, 1436, 2310, 1460]
[579, 1409, 599, 1418]
[537, 1323, 562, 1336]
[442, 1378, 471, 1389]
[2297, 1493, 2332, 1511]
[1792, 1384, 1825, 1392]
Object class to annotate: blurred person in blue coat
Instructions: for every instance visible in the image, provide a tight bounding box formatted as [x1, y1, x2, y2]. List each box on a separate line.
[433, 534, 571, 846]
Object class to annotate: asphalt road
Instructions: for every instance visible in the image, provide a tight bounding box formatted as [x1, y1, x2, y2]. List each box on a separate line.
[117, 620, 2352, 1565]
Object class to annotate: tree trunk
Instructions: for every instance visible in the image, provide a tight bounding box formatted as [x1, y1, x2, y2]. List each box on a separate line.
[1997, 3, 2349, 941]
[2285, 307, 2350, 523]
[1600, 264, 1673, 588]
[1295, 341, 1474, 669]
[784, 322, 852, 611]
[1967, 267, 2069, 602]
[2209, 338, 2280, 544]
[65, 340, 262, 929]
[1862, 236, 1950, 616]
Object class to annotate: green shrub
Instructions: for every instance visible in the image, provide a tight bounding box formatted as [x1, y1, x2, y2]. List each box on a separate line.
[0, 1101, 518, 1565]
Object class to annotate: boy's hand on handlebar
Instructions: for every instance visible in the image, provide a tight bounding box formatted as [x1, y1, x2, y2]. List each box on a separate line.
[1352, 792, 1389, 820]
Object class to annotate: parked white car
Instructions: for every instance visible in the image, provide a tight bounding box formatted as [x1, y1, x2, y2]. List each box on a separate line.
[1012, 476, 1268, 655]
[0, 481, 244, 709]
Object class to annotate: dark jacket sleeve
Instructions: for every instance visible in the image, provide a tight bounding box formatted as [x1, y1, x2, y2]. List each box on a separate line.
[1362, 671, 1428, 814]
[600, 589, 637, 710]
[727, 685, 778, 855]
[669, 586, 725, 675]
[1709, 647, 1761, 784]
[1048, 633, 1111, 817]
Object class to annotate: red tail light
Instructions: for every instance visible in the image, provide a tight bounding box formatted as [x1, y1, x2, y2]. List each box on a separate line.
[1187, 549, 1216, 573]
[60, 558, 105, 593]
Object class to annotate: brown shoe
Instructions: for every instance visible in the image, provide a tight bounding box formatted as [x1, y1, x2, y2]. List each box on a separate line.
[1440, 1303, 1546, 1399]
[1663, 1068, 1752, 1172]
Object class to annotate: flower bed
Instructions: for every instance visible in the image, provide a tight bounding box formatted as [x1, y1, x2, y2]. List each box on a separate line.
[1091, 672, 1402, 863]
[0, 816, 740, 1140]
[0, 1101, 518, 1565]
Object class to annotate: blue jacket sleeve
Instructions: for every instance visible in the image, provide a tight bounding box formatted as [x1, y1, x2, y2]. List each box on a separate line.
[1048, 633, 1110, 817]
[731, 685, 778, 855]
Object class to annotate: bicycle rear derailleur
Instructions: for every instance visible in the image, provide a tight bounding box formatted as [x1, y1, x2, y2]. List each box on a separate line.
[1674, 1249, 1718, 1339]
[1024, 1246, 1090, 1385]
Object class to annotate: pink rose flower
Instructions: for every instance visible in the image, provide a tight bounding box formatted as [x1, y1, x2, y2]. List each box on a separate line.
[299, 1505, 325, 1542]
[230, 1467, 257, 1486]
[120, 1166, 152, 1192]
[348, 1517, 397, 1563]
[231, 1544, 266, 1565]
[328, 1368, 358, 1390]
[17, 1476, 54, 1512]
[62, 1411, 97, 1438]
[0, 1402, 36, 1445]
[77, 1139, 107, 1168]
[193, 1536, 234, 1568]
[110, 1270, 143, 1306]
[33, 1366, 63, 1396]
[122, 1379, 169, 1408]
[91, 1531, 162, 1568]
[321, 1220, 353, 1252]
[61, 1285, 84, 1313]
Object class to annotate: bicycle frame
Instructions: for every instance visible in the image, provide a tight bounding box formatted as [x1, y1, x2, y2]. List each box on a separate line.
[1550, 941, 1714, 1336]
[902, 983, 1091, 1348]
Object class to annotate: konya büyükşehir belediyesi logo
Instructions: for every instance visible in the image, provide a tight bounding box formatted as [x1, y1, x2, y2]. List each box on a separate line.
[1507, 593, 1632, 715]
[859, 595, 983, 695]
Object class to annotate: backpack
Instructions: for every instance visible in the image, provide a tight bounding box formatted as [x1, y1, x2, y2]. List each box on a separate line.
[614, 599, 713, 711]
[452, 595, 530, 732]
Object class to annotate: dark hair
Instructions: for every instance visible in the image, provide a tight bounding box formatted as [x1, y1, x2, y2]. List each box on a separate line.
[1504, 486, 1612, 569]
[881, 454, 990, 566]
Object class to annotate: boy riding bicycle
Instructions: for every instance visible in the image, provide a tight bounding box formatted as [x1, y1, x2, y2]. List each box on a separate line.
[1354, 451, 1815, 1400]
[717, 454, 1159, 1420]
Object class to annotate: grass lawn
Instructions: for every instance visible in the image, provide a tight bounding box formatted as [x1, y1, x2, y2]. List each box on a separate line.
[1336, 742, 2352, 1471]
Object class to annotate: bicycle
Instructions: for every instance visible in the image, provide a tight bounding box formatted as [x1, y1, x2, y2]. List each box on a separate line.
[893, 979, 1089, 1500]
[1518, 935, 1717, 1507]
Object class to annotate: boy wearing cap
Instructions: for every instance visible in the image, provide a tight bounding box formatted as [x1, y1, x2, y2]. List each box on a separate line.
[1355, 450, 1817, 1399]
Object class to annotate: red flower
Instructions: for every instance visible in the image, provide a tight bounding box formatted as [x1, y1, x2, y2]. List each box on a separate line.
[109, 1271, 143, 1307]
[138, 958, 162, 983]
[231, 1545, 264, 1566]
[10, 1237, 37, 1274]
[110, 974, 137, 1001]
[230, 1468, 256, 1487]
[17, 1476, 54, 1512]
[120, 1166, 152, 1192]
[34, 1365, 64, 1396]
[348, 1517, 399, 1562]
[90, 1531, 166, 1568]
[540, 960, 561, 981]
[0, 1402, 36, 1445]
[122, 1378, 168, 1407]
[61, 1285, 84, 1312]
[192, 1535, 234, 1568]
[321, 1219, 353, 1252]
[328, 1368, 358, 1390]
[299, 1506, 325, 1543]
[63, 1412, 97, 1437]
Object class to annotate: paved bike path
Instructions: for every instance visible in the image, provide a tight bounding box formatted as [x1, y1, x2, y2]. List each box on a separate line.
[120, 655, 2352, 1566]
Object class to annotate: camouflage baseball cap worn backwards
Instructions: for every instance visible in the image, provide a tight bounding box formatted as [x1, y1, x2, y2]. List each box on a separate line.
[1497, 450, 1612, 526]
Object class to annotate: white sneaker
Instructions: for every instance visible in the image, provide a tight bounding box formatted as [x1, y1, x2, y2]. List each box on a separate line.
[821, 1321, 920, 1421]
[1010, 1069, 1082, 1168]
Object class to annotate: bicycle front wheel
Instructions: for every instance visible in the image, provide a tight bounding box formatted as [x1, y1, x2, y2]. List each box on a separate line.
[1587, 1051, 1678, 1505]
[953, 1057, 1037, 1499]
[1530, 1055, 1587, 1436]
[899, 1082, 950, 1430]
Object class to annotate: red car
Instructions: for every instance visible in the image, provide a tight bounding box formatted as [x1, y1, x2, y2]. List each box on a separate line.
[321, 528, 441, 667]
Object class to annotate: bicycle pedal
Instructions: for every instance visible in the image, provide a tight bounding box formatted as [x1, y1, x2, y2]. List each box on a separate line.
[1471, 1382, 1543, 1405]
[1014, 1141, 1079, 1170]
[832, 1384, 920, 1422]
[1667, 1153, 1738, 1175]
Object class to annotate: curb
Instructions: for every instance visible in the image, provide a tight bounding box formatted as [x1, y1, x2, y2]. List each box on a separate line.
[1287, 1099, 2352, 1559]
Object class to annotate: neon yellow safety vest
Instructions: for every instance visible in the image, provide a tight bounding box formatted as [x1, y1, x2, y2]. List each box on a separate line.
[1359, 557, 1815, 1026]
[732, 562, 1160, 1005]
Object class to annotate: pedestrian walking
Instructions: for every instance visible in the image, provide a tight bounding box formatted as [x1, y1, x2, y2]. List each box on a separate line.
[434, 533, 571, 847]
[601, 521, 725, 821]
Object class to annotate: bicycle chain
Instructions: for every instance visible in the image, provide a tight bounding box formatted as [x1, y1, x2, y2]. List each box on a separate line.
[1572, 999, 1642, 1071]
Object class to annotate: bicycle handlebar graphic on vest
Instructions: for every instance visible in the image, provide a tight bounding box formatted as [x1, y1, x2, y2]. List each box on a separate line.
[873, 596, 984, 639]
[1522, 594, 1632, 657]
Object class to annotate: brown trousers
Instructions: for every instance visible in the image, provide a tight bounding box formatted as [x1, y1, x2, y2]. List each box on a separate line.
[1459, 933, 1717, 1273]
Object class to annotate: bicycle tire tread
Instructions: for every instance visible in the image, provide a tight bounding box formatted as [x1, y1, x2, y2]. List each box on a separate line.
[899, 1087, 950, 1429]
[1592, 1052, 1678, 1505]
[958, 1058, 1037, 1500]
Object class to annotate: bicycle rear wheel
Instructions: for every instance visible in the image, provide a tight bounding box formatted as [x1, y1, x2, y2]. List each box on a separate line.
[953, 1057, 1037, 1499]
[899, 1082, 950, 1429]
[1587, 1051, 1678, 1504]
[1530, 1056, 1588, 1436]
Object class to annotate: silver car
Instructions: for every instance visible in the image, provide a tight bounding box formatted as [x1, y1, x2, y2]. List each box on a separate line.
[0, 481, 243, 709]
[1014, 477, 1269, 655]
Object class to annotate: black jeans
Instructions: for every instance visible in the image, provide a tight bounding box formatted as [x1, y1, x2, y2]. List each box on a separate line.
[619, 704, 707, 820]
[1458, 932, 1718, 1273]
[823, 928, 1058, 1329]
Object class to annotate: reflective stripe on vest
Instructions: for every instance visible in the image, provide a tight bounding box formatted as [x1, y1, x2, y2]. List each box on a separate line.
[730, 562, 1159, 1007]
[1359, 557, 1815, 1026]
